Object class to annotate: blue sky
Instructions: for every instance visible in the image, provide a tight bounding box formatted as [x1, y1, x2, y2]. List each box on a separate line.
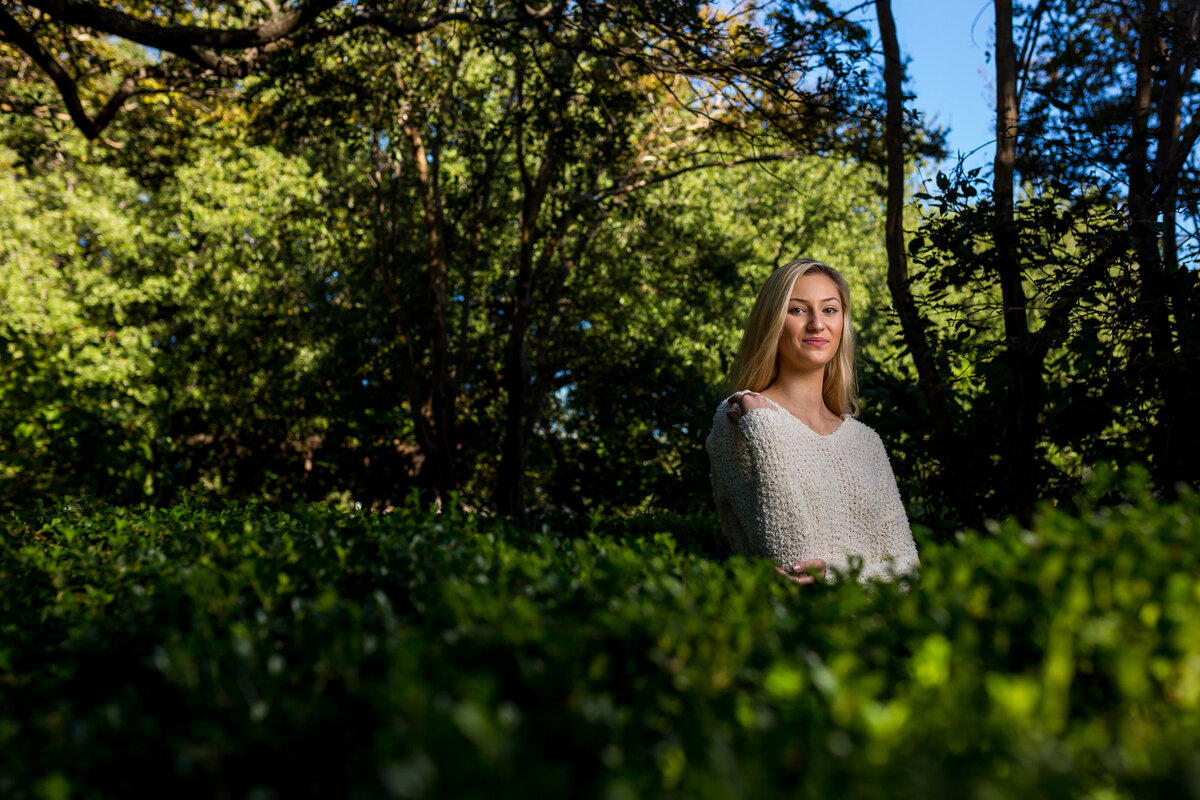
[858, 1, 1000, 170]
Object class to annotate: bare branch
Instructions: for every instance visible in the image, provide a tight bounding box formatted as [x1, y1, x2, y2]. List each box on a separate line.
[586, 150, 803, 204]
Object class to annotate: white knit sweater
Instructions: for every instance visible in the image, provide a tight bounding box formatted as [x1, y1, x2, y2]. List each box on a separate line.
[706, 395, 920, 583]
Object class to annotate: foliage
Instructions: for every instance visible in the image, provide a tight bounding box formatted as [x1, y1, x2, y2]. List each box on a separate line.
[0, 137, 350, 510]
[0, 71, 897, 516]
[2, 468, 1198, 798]
[239, 14, 897, 515]
[2, 0, 919, 519]
[0, 0, 886, 151]
[533, 156, 893, 515]
[868, 0, 1200, 528]
[892, 174, 1147, 519]
[0, 145, 163, 504]
[4, 0, 1196, 530]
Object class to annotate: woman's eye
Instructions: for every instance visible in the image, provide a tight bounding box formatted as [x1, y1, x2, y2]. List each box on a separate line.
[789, 307, 804, 314]
[824, 307, 839, 314]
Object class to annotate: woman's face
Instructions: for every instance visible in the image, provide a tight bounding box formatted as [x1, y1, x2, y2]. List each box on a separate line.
[776, 272, 844, 374]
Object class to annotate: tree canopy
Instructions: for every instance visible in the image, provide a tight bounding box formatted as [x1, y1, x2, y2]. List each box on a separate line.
[1, 0, 1197, 525]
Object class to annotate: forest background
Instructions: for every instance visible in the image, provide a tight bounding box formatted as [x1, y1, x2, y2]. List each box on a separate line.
[5, 2, 1200, 796]
[2, 0, 1198, 531]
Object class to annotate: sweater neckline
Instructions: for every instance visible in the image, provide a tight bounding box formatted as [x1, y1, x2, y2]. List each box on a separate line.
[758, 394, 849, 438]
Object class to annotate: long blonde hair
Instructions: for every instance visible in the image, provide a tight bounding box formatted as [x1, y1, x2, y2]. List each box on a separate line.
[727, 258, 859, 417]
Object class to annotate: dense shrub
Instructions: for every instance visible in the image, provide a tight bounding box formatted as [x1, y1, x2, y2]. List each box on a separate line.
[2, 469, 1198, 798]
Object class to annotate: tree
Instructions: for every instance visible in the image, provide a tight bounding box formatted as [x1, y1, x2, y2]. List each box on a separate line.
[238, 2, 901, 516]
[3, 4, 913, 516]
[1, 0, 881, 145]
[884, 0, 1200, 525]
[1002, 0, 1200, 496]
[0, 102, 356, 509]
[4, 1, 916, 516]
[874, 0, 978, 528]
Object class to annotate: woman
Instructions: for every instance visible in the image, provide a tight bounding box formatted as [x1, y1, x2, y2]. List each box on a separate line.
[706, 258, 920, 585]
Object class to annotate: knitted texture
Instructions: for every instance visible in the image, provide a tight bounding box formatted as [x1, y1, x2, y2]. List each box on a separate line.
[706, 396, 920, 583]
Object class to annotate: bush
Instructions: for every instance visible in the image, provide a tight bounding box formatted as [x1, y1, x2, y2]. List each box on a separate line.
[1, 471, 1198, 798]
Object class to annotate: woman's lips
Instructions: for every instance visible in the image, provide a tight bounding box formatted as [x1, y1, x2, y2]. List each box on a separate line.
[803, 337, 829, 346]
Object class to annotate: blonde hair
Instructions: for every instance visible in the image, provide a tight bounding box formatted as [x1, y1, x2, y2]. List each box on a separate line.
[727, 258, 859, 417]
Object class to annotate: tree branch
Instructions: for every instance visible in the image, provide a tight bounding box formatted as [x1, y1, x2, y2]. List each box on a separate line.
[22, 0, 340, 53]
[1152, 102, 1200, 203]
[0, 4, 177, 138]
[585, 151, 803, 204]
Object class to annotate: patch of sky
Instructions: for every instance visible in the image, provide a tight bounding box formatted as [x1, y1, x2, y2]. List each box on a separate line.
[554, 383, 575, 413]
[842, 0, 998, 173]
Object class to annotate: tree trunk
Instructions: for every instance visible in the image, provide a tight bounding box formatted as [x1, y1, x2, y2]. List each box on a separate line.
[496, 65, 565, 519]
[874, 0, 980, 528]
[366, 136, 449, 502]
[401, 118, 458, 504]
[386, 55, 461, 505]
[1129, 1, 1171, 351]
[1129, 0, 1189, 488]
[993, 0, 1039, 524]
[497, 218, 536, 519]
[1146, 0, 1200, 488]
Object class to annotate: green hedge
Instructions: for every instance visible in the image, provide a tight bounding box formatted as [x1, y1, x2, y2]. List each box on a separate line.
[2, 470, 1198, 798]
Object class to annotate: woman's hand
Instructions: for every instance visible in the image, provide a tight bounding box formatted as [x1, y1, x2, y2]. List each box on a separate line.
[775, 558, 827, 585]
[727, 391, 772, 423]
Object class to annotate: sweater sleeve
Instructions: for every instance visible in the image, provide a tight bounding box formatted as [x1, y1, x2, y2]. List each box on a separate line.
[707, 402, 751, 557]
[707, 402, 819, 568]
[858, 434, 921, 581]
